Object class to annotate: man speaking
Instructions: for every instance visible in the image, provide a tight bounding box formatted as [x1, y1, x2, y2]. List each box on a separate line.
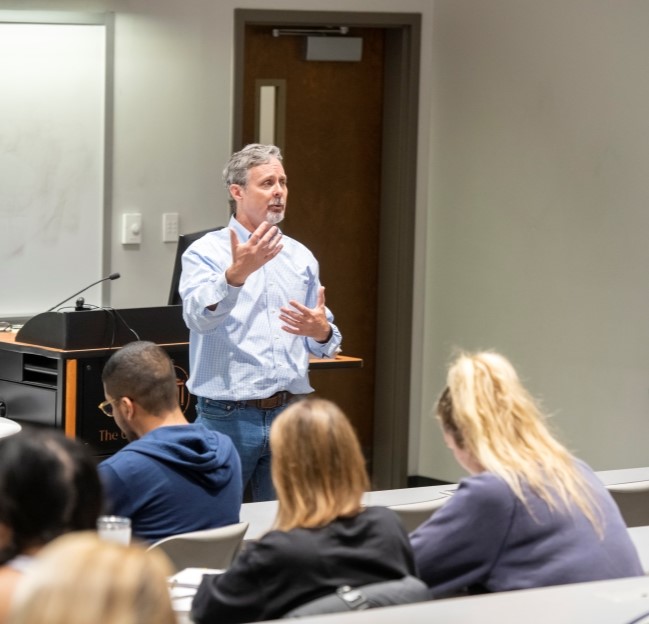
[180, 144, 341, 501]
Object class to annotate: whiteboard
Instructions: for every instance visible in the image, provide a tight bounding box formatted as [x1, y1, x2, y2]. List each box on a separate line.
[0, 20, 107, 318]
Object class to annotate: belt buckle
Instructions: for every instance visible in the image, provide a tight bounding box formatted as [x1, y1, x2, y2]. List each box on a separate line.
[271, 392, 284, 408]
[252, 391, 289, 410]
[264, 392, 284, 409]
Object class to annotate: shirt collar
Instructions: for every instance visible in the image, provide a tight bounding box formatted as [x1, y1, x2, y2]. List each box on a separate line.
[228, 215, 283, 241]
[228, 215, 252, 241]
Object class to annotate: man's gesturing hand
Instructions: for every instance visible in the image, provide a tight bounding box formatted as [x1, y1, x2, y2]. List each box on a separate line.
[279, 286, 332, 342]
[225, 222, 283, 287]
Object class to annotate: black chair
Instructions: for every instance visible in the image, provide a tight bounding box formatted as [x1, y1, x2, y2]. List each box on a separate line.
[282, 575, 430, 618]
[167, 227, 223, 305]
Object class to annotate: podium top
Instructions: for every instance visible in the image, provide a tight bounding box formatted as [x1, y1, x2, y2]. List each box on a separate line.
[14, 306, 189, 351]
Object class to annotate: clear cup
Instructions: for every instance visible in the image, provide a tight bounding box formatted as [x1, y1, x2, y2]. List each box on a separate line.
[97, 515, 131, 545]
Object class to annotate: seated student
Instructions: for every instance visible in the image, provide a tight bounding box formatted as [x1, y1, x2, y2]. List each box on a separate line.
[0, 428, 103, 623]
[410, 351, 643, 596]
[98, 341, 242, 543]
[191, 398, 417, 623]
[7, 532, 175, 624]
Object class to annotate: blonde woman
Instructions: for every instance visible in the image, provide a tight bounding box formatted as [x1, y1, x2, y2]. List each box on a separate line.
[410, 351, 643, 596]
[192, 398, 417, 623]
[7, 532, 175, 624]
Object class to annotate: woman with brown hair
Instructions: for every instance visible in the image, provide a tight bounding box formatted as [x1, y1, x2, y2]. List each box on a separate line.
[410, 351, 643, 596]
[191, 398, 417, 623]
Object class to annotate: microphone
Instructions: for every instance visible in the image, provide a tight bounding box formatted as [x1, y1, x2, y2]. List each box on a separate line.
[47, 273, 121, 312]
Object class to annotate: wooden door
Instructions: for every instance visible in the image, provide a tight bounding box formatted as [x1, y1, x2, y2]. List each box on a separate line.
[242, 26, 384, 462]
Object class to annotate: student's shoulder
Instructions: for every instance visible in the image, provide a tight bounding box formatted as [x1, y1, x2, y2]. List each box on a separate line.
[362, 504, 405, 525]
[454, 472, 517, 511]
[97, 443, 151, 474]
[238, 528, 316, 569]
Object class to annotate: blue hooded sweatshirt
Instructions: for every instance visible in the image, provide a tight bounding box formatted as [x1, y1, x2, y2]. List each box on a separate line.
[98, 423, 242, 543]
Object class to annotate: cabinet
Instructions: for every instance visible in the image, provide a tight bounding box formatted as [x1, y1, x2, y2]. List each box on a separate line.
[0, 336, 193, 457]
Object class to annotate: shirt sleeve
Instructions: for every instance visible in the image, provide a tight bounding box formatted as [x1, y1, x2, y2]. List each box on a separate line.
[306, 313, 342, 358]
[179, 237, 243, 334]
[409, 474, 516, 596]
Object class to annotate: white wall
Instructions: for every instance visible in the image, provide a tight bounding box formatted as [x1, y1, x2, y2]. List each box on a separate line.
[420, 0, 649, 481]
[1, 0, 433, 312]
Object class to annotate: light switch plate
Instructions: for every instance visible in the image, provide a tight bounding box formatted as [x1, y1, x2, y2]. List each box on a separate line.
[122, 213, 142, 244]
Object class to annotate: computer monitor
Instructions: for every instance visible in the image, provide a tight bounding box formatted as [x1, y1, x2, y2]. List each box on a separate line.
[167, 227, 223, 306]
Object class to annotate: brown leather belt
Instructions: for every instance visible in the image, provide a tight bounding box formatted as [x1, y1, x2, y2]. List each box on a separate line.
[242, 391, 294, 410]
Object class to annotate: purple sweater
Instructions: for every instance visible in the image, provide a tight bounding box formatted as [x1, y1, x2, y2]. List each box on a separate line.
[410, 464, 643, 596]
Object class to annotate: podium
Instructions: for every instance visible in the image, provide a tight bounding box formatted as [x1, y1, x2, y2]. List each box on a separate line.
[1, 306, 191, 457]
[15, 305, 188, 350]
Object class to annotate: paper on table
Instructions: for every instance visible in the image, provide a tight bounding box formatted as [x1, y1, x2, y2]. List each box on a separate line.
[169, 567, 225, 589]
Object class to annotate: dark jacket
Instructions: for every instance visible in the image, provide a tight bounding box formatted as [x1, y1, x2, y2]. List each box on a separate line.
[99, 423, 242, 542]
[191, 506, 416, 623]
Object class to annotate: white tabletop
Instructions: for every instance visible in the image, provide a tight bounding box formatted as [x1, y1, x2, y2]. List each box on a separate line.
[263, 575, 649, 624]
[597, 467, 649, 486]
[0, 417, 21, 439]
[240, 483, 459, 541]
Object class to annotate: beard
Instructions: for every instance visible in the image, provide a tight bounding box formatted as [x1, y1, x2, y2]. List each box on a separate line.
[265, 206, 285, 225]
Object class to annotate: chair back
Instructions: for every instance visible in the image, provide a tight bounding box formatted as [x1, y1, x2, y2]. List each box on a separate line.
[607, 482, 649, 528]
[283, 575, 429, 618]
[147, 522, 248, 572]
[388, 497, 449, 533]
[168, 226, 224, 305]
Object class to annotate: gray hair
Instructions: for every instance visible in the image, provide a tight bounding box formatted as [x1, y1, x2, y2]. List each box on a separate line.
[222, 144, 283, 213]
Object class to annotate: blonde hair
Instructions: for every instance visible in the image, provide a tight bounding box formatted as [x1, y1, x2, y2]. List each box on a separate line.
[271, 398, 369, 532]
[8, 533, 175, 624]
[437, 351, 603, 536]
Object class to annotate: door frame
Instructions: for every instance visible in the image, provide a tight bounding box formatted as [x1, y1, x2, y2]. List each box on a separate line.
[233, 10, 421, 489]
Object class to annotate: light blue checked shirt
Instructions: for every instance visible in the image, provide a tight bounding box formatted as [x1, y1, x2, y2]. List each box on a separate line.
[179, 216, 342, 401]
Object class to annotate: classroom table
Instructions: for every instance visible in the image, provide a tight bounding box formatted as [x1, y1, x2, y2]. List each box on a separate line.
[261, 574, 649, 624]
[240, 467, 649, 541]
[239, 483, 458, 541]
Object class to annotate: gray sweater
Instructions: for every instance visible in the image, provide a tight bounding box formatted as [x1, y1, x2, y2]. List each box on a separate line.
[410, 463, 643, 596]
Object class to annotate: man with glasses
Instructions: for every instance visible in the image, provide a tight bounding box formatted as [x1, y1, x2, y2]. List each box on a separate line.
[97, 341, 242, 543]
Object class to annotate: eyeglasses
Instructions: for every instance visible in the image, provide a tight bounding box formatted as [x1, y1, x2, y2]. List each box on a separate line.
[98, 398, 120, 417]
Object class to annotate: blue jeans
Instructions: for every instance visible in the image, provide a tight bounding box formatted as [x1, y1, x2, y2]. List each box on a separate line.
[196, 397, 283, 502]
